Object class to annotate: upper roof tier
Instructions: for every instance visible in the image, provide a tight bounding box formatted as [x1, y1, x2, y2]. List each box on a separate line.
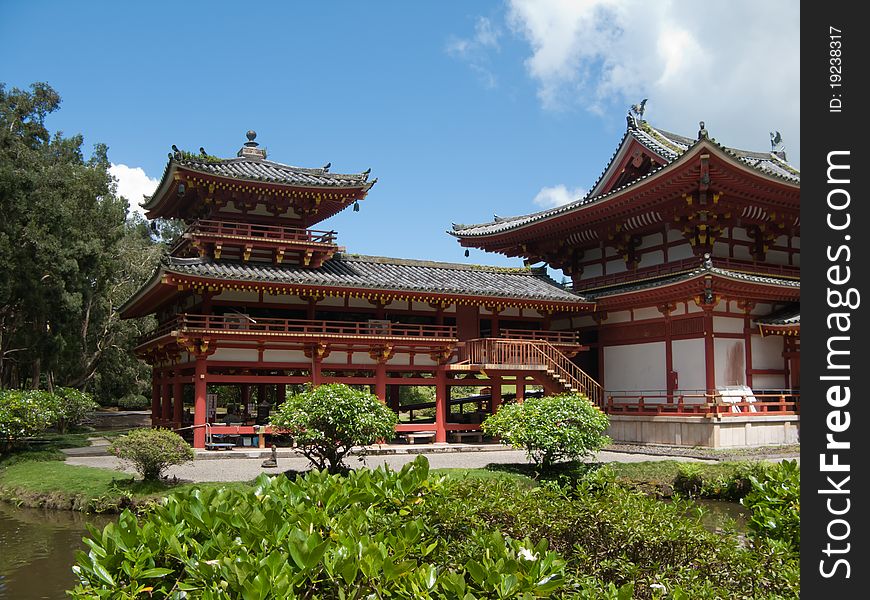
[450, 115, 799, 244]
[141, 131, 376, 226]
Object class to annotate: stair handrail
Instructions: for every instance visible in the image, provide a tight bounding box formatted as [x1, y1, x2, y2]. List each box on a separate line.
[529, 341, 602, 407]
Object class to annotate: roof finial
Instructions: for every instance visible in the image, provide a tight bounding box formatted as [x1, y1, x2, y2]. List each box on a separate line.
[697, 121, 708, 140]
[630, 98, 647, 121]
[238, 130, 267, 160]
[769, 130, 787, 161]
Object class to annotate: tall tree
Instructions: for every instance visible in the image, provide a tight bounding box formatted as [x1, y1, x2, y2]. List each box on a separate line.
[0, 82, 160, 398]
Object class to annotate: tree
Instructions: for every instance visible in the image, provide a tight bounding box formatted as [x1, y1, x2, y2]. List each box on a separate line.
[270, 384, 398, 473]
[482, 393, 610, 470]
[0, 82, 161, 401]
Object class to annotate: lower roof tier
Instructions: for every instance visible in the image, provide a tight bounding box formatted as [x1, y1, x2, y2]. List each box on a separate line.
[120, 254, 594, 318]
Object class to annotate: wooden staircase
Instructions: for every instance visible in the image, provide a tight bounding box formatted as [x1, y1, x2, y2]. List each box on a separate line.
[457, 338, 602, 407]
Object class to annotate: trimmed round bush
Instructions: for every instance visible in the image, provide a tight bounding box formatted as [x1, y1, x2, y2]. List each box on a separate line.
[108, 428, 194, 480]
[483, 393, 610, 470]
[270, 383, 398, 473]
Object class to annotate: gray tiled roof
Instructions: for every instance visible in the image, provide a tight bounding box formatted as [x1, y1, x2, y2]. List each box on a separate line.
[165, 254, 588, 304]
[175, 156, 374, 189]
[451, 117, 800, 238]
[581, 267, 800, 300]
[755, 306, 800, 325]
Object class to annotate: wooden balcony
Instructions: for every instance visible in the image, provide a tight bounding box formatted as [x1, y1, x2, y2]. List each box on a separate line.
[606, 392, 800, 416]
[498, 328, 582, 346]
[182, 219, 342, 266]
[138, 314, 458, 350]
[575, 256, 800, 291]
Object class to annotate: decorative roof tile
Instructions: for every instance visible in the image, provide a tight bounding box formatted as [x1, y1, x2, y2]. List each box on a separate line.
[174, 156, 374, 190]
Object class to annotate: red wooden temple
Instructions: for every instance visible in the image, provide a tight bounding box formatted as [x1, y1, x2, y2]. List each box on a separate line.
[120, 132, 599, 448]
[452, 114, 800, 447]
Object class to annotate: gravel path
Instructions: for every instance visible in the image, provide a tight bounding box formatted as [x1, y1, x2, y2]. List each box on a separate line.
[65, 449, 715, 483]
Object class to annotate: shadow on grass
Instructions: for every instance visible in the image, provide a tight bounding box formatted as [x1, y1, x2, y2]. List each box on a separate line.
[482, 461, 605, 487]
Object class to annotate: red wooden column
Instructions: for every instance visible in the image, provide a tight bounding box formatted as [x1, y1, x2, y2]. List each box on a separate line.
[276, 383, 286, 404]
[703, 306, 716, 396]
[151, 372, 160, 426]
[490, 376, 502, 414]
[193, 356, 208, 448]
[172, 377, 184, 427]
[434, 368, 448, 443]
[257, 383, 267, 405]
[374, 361, 387, 402]
[160, 375, 171, 422]
[515, 375, 525, 404]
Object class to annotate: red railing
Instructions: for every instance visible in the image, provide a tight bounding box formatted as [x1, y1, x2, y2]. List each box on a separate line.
[575, 256, 800, 291]
[606, 392, 800, 416]
[141, 314, 457, 343]
[190, 219, 338, 245]
[461, 338, 602, 406]
[499, 328, 580, 345]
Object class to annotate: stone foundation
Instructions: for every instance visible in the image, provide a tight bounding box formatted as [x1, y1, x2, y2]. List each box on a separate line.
[607, 414, 800, 448]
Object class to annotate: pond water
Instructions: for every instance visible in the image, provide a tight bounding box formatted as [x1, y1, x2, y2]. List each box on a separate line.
[681, 498, 751, 533]
[0, 503, 113, 599]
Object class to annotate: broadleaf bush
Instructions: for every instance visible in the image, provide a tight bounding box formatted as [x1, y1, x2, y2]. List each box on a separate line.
[269, 383, 398, 473]
[108, 428, 193, 480]
[0, 389, 57, 452]
[482, 393, 610, 470]
[50, 387, 98, 434]
[70, 456, 565, 599]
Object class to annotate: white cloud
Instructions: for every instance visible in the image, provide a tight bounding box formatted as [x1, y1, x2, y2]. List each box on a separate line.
[504, 0, 800, 165]
[533, 184, 587, 208]
[109, 163, 159, 218]
[447, 17, 502, 89]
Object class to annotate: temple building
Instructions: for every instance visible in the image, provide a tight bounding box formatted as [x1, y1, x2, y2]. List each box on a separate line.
[452, 114, 800, 447]
[122, 112, 800, 450]
[120, 132, 599, 448]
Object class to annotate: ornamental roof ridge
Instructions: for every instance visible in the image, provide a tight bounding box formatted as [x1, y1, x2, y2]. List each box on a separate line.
[334, 252, 535, 274]
[176, 155, 372, 182]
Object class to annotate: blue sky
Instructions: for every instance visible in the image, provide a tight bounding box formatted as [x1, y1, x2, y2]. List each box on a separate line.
[1, 1, 799, 270]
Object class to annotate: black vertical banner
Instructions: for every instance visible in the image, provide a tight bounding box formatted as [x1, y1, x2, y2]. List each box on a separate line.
[802, 2, 868, 596]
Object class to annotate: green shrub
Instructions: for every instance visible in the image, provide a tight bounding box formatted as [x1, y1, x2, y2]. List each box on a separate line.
[0, 389, 57, 452]
[108, 428, 194, 481]
[482, 393, 610, 470]
[269, 383, 398, 473]
[742, 459, 800, 550]
[117, 393, 150, 410]
[673, 463, 704, 498]
[70, 457, 565, 599]
[50, 387, 98, 434]
[433, 473, 799, 598]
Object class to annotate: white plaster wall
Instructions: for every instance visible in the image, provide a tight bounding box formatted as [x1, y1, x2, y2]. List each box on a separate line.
[791, 236, 800, 249]
[606, 259, 627, 274]
[752, 335, 784, 369]
[668, 243, 695, 261]
[605, 310, 632, 324]
[318, 296, 345, 307]
[686, 302, 703, 314]
[215, 290, 259, 303]
[732, 245, 753, 261]
[585, 247, 603, 261]
[264, 294, 305, 305]
[210, 348, 258, 362]
[584, 263, 603, 278]
[751, 303, 775, 316]
[753, 374, 787, 390]
[549, 317, 573, 331]
[638, 250, 664, 269]
[732, 227, 752, 242]
[604, 341, 666, 393]
[713, 316, 745, 334]
[633, 307, 662, 321]
[572, 315, 598, 328]
[262, 349, 308, 363]
[767, 250, 789, 266]
[672, 338, 706, 391]
[637, 233, 661, 250]
[667, 228, 684, 243]
[412, 354, 437, 366]
[715, 338, 746, 387]
[500, 307, 521, 317]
